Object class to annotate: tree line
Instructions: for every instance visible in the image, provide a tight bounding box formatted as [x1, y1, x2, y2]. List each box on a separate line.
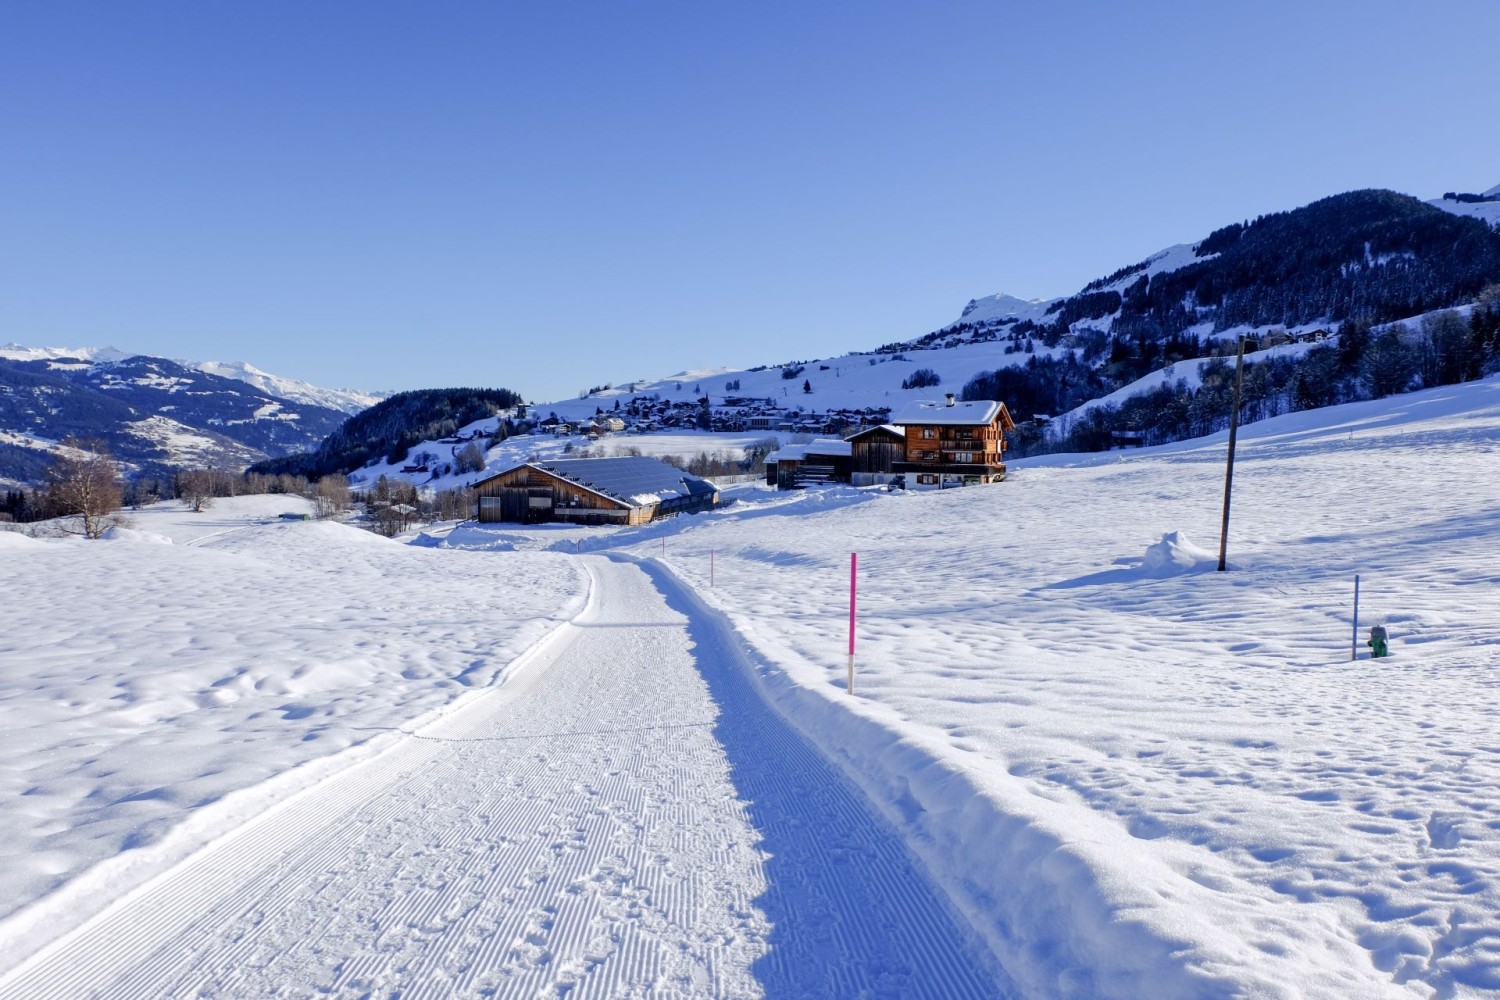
[980, 290, 1500, 457]
[250, 386, 522, 480]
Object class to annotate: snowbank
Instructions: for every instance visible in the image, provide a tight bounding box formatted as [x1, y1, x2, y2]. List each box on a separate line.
[1141, 530, 1217, 576]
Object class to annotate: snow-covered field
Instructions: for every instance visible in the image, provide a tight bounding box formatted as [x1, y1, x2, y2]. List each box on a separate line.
[601, 375, 1500, 997]
[0, 496, 582, 934]
[4, 376, 1500, 997]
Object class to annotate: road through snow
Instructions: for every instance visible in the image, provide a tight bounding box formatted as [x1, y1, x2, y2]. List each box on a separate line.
[0, 555, 1003, 999]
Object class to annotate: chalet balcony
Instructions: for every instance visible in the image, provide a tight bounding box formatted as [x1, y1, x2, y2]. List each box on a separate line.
[893, 459, 1006, 476]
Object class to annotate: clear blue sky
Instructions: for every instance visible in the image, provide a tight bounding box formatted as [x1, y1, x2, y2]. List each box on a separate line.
[2, 1, 1496, 401]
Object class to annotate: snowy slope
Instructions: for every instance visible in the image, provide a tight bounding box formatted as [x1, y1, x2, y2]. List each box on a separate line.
[7, 379, 1500, 995]
[186, 359, 382, 415]
[1428, 184, 1500, 228]
[957, 292, 1059, 326]
[0, 557, 1002, 999]
[0, 497, 584, 927]
[0, 344, 132, 365]
[525, 375, 1500, 997]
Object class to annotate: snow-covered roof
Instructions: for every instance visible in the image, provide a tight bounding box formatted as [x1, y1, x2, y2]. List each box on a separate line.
[845, 424, 904, 441]
[892, 399, 1002, 426]
[765, 438, 852, 464]
[503, 456, 718, 509]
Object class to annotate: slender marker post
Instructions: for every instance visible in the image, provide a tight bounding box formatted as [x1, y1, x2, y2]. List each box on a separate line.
[1351, 574, 1360, 661]
[710, 548, 714, 587]
[1218, 335, 1247, 572]
[848, 552, 857, 694]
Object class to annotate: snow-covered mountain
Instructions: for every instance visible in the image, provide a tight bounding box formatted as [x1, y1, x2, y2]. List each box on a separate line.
[0, 348, 366, 486]
[183, 359, 383, 416]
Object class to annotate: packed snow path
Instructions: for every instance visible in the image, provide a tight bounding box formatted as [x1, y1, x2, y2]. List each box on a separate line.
[0, 555, 1002, 999]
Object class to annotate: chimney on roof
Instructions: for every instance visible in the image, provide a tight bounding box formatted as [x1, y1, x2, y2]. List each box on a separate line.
[945, 393, 956, 407]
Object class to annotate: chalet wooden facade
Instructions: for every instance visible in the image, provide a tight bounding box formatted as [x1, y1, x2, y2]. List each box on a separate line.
[474, 457, 720, 525]
[760, 398, 1014, 491]
[891, 396, 1016, 489]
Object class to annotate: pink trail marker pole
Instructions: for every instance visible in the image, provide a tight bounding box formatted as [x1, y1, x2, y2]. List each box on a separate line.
[710, 548, 714, 587]
[848, 552, 857, 694]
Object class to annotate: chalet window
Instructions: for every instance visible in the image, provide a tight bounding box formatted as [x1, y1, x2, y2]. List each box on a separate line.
[917, 474, 938, 485]
[921, 428, 936, 439]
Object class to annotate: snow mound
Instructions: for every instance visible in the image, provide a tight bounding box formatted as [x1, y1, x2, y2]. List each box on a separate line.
[1141, 530, 1217, 576]
[100, 526, 174, 545]
[0, 529, 41, 548]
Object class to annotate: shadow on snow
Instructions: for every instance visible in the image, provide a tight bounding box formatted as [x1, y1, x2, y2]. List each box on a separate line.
[626, 555, 1009, 1000]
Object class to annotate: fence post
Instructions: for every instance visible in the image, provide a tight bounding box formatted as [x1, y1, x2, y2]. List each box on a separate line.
[1351, 574, 1360, 661]
[848, 552, 857, 694]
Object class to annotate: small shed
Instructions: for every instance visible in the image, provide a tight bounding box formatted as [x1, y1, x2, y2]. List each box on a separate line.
[764, 438, 853, 489]
[846, 424, 906, 485]
[473, 457, 720, 525]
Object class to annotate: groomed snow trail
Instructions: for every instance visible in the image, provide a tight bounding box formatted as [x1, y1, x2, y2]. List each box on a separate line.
[0, 555, 1002, 999]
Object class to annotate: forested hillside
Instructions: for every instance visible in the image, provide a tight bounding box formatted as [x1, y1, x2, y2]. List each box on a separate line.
[251, 387, 523, 479]
[939, 190, 1500, 455]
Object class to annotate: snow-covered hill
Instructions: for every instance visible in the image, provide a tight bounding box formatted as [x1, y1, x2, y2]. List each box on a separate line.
[1428, 180, 1500, 229]
[8, 376, 1499, 995]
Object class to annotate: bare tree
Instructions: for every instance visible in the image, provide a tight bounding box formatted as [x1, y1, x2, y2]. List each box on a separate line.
[453, 441, 486, 474]
[309, 476, 352, 519]
[176, 469, 216, 512]
[44, 438, 124, 539]
[434, 485, 476, 521]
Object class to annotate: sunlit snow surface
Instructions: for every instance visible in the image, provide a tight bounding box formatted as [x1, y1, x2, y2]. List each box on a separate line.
[573, 375, 1499, 997]
[4, 376, 1500, 996]
[0, 496, 584, 922]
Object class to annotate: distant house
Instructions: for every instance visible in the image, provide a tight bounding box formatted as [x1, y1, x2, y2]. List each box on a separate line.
[890, 395, 1015, 489]
[473, 457, 720, 525]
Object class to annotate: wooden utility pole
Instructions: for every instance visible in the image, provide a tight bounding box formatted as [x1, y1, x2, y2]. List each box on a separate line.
[1217, 335, 1247, 572]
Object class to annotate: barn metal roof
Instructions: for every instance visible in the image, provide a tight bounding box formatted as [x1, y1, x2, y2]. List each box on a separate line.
[528, 457, 719, 508]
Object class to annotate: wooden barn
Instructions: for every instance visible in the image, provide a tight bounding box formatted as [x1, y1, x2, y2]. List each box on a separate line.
[891, 396, 1015, 489]
[474, 457, 720, 525]
[846, 424, 906, 486]
[764, 438, 852, 489]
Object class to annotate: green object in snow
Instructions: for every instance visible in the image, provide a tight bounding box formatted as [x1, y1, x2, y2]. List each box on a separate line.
[1367, 625, 1389, 658]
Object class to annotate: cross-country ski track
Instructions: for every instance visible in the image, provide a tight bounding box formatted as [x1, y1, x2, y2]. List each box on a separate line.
[0, 554, 1006, 999]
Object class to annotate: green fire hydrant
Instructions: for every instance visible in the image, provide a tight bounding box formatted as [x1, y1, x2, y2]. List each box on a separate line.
[1367, 625, 1390, 658]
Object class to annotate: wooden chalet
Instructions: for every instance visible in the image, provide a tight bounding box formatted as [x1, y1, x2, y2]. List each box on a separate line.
[474, 457, 720, 525]
[890, 395, 1015, 489]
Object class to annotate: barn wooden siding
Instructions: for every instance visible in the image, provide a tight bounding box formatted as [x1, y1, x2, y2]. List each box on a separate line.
[475, 466, 647, 525]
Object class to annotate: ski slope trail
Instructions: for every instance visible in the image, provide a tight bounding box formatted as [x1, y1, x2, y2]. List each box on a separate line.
[0, 555, 1003, 999]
